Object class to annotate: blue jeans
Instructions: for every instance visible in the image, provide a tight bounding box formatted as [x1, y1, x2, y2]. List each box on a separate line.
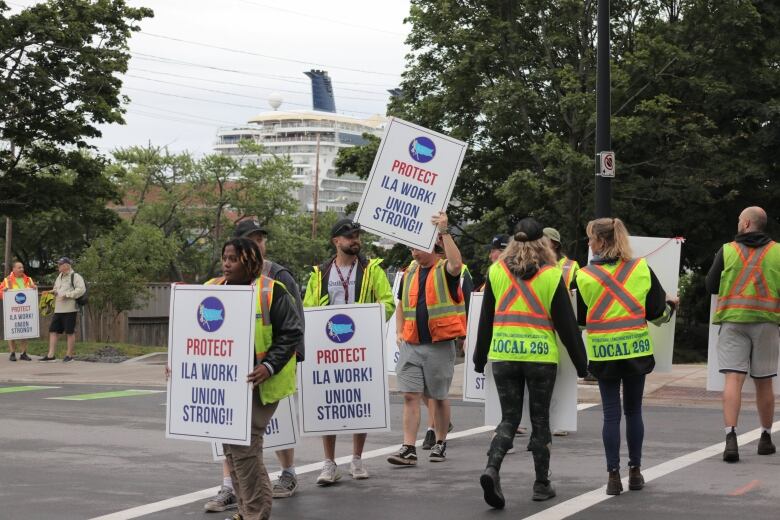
[598, 374, 646, 471]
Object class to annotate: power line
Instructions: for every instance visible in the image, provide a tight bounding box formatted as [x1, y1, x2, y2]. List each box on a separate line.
[127, 73, 388, 103]
[124, 86, 377, 117]
[130, 54, 397, 91]
[231, 0, 407, 37]
[131, 103, 240, 125]
[138, 32, 401, 77]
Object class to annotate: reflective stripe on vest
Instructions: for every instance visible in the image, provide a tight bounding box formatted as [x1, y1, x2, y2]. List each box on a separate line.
[559, 257, 577, 290]
[714, 242, 780, 323]
[400, 259, 466, 343]
[487, 261, 559, 363]
[577, 259, 653, 362]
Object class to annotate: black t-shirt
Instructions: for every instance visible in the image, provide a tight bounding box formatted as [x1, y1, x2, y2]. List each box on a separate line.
[398, 264, 462, 344]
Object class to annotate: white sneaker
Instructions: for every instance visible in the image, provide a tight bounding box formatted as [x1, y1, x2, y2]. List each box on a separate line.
[316, 460, 341, 486]
[349, 458, 369, 479]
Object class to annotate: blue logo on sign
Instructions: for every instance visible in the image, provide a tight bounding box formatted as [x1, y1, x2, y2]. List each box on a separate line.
[198, 297, 225, 332]
[326, 314, 355, 343]
[14, 293, 26, 304]
[409, 136, 436, 163]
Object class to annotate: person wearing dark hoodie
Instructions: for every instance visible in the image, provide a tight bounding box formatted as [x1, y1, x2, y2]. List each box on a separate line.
[705, 206, 779, 463]
[473, 217, 588, 508]
[572, 217, 677, 496]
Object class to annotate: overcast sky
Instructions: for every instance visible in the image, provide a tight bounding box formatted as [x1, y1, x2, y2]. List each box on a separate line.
[11, 0, 412, 155]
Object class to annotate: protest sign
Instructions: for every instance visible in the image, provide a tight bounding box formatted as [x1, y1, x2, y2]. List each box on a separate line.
[385, 272, 403, 375]
[166, 285, 255, 445]
[706, 295, 780, 394]
[354, 117, 467, 251]
[463, 292, 486, 402]
[3, 289, 39, 340]
[211, 395, 300, 460]
[299, 304, 391, 436]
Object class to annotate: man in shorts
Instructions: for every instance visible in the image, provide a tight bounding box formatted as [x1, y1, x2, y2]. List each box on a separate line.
[41, 257, 86, 362]
[387, 212, 466, 465]
[706, 206, 779, 462]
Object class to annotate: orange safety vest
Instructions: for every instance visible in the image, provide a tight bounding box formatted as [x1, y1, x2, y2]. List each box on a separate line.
[400, 259, 466, 344]
[1, 273, 35, 300]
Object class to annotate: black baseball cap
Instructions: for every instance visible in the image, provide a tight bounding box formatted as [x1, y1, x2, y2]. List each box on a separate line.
[513, 217, 544, 242]
[234, 219, 267, 239]
[490, 234, 509, 250]
[331, 219, 361, 238]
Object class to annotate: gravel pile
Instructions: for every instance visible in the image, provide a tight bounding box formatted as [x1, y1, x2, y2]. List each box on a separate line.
[75, 345, 129, 363]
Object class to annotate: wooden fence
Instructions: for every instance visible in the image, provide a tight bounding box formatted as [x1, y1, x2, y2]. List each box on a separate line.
[1, 283, 171, 347]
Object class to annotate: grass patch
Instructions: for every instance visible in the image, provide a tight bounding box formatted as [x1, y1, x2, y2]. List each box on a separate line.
[5, 340, 164, 358]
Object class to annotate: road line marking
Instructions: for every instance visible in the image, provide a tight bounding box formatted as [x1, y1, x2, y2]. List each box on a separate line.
[522, 420, 780, 520]
[730, 479, 760, 496]
[47, 389, 164, 401]
[89, 404, 601, 519]
[0, 385, 60, 394]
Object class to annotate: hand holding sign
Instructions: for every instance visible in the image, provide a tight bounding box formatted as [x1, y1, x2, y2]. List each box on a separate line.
[248, 364, 271, 386]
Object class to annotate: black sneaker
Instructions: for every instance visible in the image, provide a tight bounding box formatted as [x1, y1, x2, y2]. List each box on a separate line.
[723, 431, 739, 462]
[628, 466, 645, 490]
[387, 445, 417, 466]
[63, 356, 74, 363]
[422, 429, 435, 450]
[757, 431, 776, 455]
[39, 355, 56, 361]
[9, 352, 16, 362]
[533, 480, 556, 501]
[429, 441, 447, 462]
[19, 352, 31, 361]
[480, 466, 505, 509]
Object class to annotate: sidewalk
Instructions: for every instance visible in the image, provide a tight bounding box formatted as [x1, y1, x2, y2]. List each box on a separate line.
[0, 352, 736, 407]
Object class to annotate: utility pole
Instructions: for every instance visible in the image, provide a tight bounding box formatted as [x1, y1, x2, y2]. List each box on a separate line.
[311, 133, 321, 239]
[3, 217, 11, 277]
[595, 0, 612, 218]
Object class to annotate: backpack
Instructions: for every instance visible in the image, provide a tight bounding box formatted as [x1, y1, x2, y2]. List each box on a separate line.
[70, 273, 89, 307]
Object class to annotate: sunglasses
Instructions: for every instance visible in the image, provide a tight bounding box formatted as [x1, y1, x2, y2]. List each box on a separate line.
[334, 222, 361, 236]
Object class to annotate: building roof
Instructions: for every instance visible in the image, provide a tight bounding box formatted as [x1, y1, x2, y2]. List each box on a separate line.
[246, 109, 386, 128]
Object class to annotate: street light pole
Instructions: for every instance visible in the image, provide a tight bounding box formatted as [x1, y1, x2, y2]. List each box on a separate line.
[595, 0, 612, 218]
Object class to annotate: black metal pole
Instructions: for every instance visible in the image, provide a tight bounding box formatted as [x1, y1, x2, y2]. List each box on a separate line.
[595, 0, 611, 218]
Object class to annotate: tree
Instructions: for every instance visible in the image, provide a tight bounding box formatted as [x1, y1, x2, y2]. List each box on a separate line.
[0, 0, 153, 217]
[77, 221, 175, 341]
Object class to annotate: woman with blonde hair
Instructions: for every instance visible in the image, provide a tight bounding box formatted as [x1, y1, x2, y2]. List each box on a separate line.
[473, 217, 588, 508]
[572, 218, 678, 495]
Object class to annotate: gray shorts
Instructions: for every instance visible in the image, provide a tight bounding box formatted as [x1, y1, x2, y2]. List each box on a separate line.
[396, 340, 456, 400]
[717, 322, 780, 378]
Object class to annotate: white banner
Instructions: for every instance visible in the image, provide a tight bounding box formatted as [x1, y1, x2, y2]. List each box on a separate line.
[385, 272, 403, 375]
[584, 236, 682, 373]
[463, 292, 486, 402]
[166, 285, 255, 445]
[3, 289, 39, 340]
[299, 304, 391, 436]
[354, 117, 467, 252]
[211, 395, 300, 460]
[706, 295, 780, 394]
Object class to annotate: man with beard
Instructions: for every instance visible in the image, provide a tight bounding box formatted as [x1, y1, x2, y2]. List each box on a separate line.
[303, 218, 395, 485]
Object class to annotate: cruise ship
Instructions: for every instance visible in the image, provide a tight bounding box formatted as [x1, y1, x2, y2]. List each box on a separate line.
[213, 70, 386, 214]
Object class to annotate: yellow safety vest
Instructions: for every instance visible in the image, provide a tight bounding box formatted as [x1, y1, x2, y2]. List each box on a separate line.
[558, 257, 580, 290]
[487, 261, 560, 363]
[576, 258, 653, 362]
[714, 241, 780, 324]
[205, 276, 296, 404]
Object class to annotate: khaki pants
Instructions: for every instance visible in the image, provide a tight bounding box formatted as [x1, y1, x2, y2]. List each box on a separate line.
[224, 390, 278, 520]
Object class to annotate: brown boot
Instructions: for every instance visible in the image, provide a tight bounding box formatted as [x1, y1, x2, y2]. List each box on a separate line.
[606, 470, 622, 495]
[628, 466, 644, 490]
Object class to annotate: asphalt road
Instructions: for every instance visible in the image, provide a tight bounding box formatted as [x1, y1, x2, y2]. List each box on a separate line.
[1, 383, 778, 520]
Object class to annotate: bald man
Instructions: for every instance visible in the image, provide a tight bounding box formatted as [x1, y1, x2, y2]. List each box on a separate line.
[706, 206, 779, 463]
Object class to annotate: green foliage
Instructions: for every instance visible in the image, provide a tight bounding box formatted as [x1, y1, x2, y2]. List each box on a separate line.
[109, 143, 302, 281]
[77, 221, 175, 339]
[0, 0, 153, 218]
[334, 133, 380, 180]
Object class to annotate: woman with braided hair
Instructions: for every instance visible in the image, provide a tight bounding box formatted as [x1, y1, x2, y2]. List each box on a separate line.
[213, 237, 303, 520]
[473, 218, 588, 509]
